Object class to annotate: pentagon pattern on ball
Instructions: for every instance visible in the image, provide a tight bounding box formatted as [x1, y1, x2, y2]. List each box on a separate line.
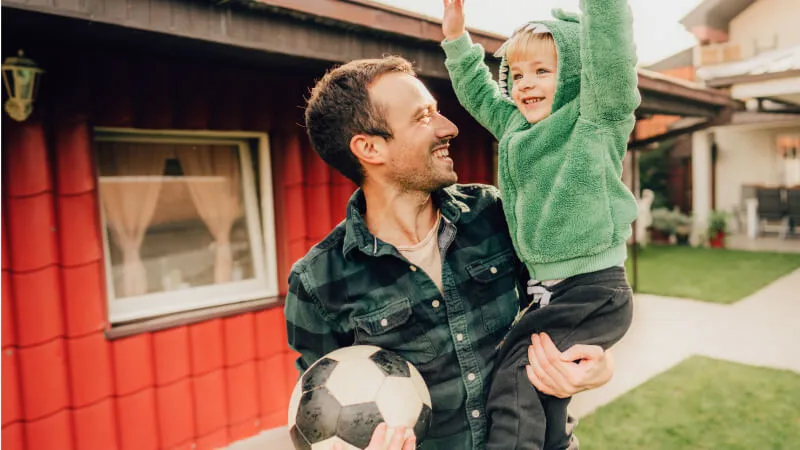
[325, 357, 386, 405]
[302, 357, 338, 392]
[296, 388, 341, 443]
[369, 348, 410, 378]
[288, 345, 433, 450]
[413, 403, 433, 441]
[327, 345, 383, 362]
[376, 376, 424, 428]
[336, 402, 385, 449]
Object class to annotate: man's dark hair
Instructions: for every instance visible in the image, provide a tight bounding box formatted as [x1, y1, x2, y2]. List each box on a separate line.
[305, 56, 416, 185]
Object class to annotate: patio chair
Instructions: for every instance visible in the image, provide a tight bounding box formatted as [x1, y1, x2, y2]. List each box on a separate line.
[787, 189, 800, 236]
[755, 188, 789, 237]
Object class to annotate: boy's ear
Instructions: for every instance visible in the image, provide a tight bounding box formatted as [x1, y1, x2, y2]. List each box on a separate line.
[350, 133, 386, 166]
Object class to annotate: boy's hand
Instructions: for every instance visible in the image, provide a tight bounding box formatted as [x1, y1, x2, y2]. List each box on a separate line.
[442, 0, 466, 41]
[525, 333, 614, 398]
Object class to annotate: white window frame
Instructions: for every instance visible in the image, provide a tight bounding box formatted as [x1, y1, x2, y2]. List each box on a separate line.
[94, 128, 279, 324]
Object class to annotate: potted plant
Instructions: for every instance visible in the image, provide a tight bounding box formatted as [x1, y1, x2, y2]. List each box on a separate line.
[708, 210, 729, 248]
[649, 208, 677, 244]
[674, 210, 692, 245]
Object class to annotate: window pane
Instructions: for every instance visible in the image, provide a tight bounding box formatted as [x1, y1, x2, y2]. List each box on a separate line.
[97, 142, 257, 299]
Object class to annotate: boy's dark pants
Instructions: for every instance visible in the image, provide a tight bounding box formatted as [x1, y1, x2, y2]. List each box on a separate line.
[485, 266, 633, 450]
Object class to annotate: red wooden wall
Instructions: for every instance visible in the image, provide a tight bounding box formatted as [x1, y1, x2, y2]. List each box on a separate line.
[0, 48, 494, 450]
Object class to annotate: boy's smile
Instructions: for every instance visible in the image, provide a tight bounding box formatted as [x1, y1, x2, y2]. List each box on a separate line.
[510, 48, 558, 124]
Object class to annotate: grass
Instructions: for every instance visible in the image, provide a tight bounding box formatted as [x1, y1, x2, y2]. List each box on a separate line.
[624, 245, 800, 304]
[577, 356, 800, 450]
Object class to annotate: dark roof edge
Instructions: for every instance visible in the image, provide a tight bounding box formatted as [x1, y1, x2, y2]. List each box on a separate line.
[244, 0, 507, 53]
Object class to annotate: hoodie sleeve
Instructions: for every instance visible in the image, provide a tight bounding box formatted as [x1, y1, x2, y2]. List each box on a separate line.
[578, 0, 641, 123]
[442, 32, 519, 140]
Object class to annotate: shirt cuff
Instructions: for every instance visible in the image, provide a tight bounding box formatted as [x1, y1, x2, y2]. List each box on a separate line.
[441, 32, 474, 59]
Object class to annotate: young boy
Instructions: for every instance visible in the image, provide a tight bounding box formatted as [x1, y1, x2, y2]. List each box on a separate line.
[441, 0, 638, 448]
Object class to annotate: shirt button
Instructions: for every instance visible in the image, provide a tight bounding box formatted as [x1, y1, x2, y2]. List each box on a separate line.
[380, 318, 389, 327]
[472, 410, 480, 418]
[467, 373, 476, 381]
[489, 266, 498, 274]
[456, 333, 464, 342]
[432, 300, 440, 308]
[410, 265, 417, 272]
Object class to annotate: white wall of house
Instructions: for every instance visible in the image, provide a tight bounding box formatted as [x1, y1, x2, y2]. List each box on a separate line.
[713, 123, 800, 214]
[729, 0, 800, 58]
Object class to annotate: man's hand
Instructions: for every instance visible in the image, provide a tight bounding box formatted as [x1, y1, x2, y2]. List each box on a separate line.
[332, 423, 416, 450]
[442, 0, 466, 41]
[525, 333, 614, 398]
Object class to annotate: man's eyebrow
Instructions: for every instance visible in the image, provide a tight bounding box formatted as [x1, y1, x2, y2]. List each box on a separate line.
[413, 103, 437, 118]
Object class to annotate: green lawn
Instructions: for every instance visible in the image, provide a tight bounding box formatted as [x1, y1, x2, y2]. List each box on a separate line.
[577, 356, 800, 449]
[625, 246, 800, 303]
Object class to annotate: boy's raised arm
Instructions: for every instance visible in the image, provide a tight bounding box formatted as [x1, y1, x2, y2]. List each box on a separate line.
[579, 0, 641, 122]
[442, 0, 517, 139]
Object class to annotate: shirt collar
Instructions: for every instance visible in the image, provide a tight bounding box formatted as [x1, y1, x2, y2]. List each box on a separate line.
[342, 186, 471, 259]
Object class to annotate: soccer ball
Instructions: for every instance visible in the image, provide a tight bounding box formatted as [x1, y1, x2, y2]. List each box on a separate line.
[288, 345, 432, 450]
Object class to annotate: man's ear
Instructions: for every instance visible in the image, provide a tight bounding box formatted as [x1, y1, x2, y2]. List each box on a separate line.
[350, 133, 386, 166]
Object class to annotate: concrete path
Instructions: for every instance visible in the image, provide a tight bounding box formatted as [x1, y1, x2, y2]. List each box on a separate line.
[569, 267, 800, 418]
[230, 268, 800, 449]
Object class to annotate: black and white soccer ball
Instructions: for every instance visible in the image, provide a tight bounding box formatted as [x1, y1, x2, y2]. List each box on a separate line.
[288, 345, 432, 450]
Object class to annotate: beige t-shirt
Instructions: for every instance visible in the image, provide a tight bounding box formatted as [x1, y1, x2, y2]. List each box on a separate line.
[396, 213, 443, 293]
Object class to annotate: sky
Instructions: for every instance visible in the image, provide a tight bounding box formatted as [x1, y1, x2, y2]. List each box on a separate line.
[374, 0, 705, 66]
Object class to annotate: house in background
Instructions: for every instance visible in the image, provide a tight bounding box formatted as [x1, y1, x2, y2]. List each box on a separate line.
[643, 0, 800, 237]
[0, 1, 735, 450]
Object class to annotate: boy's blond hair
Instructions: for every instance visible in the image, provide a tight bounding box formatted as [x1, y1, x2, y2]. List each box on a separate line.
[505, 30, 557, 64]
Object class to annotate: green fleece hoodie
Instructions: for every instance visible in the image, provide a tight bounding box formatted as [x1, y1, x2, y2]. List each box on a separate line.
[442, 0, 641, 281]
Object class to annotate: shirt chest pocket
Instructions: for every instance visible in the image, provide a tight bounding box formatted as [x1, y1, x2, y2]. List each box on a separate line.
[466, 250, 520, 334]
[353, 297, 438, 366]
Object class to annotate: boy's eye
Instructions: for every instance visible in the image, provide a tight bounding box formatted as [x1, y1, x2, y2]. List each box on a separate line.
[537, 69, 550, 75]
[512, 73, 523, 81]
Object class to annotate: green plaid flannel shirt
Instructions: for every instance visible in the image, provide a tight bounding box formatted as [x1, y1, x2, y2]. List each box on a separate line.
[285, 184, 527, 449]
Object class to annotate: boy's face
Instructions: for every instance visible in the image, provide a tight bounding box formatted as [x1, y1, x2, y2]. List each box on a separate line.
[510, 45, 558, 124]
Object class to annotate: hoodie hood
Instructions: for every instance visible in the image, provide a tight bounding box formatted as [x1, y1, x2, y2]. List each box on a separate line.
[495, 8, 582, 114]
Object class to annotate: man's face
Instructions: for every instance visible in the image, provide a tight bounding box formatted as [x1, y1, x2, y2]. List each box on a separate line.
[368, 72, 459, 192]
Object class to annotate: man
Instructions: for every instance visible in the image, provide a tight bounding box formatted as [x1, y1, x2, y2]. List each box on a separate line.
[285, 56, 614, 450]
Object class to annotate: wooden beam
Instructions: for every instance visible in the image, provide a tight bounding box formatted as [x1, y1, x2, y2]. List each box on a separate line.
[637, 72, 734, 107]
[705, 69, 800, 88]
[628, 108, 732, 150]
[638, 94, 721, 118]
[2, 0, 463, 79]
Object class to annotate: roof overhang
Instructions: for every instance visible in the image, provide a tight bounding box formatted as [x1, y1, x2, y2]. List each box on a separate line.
[3, 0, 736, 118]
[636, 68, 737, 118]
[680, 0, 755, 33]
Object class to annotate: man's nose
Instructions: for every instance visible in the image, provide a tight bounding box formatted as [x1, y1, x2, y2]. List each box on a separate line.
[435, 113, 459, 139]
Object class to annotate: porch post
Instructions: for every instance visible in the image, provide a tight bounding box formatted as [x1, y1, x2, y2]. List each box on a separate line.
[691, 130, 713, 245]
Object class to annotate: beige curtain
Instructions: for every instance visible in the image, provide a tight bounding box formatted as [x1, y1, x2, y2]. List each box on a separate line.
[98, 143, 170, 297]
[176, 145, 242, 284]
